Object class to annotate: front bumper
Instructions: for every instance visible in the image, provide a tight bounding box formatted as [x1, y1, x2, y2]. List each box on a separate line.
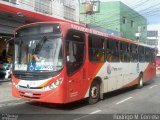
[12, 84, 66, 104]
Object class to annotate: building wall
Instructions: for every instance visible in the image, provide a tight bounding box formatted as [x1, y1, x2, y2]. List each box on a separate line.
[120, 2, 147, 43]
[0, 13, 25, 34]
[0, 39, 7, 57]
[0, 0, 80, 36]
[147, 30, 158, 47]
[80, 1, 147, 43]
[80, 1, 121, 35]
[1, 0, 80, 22]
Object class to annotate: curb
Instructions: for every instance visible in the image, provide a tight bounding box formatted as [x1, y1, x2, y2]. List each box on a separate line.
[0, 79, 11, 82]
[0, 99, 25, 107]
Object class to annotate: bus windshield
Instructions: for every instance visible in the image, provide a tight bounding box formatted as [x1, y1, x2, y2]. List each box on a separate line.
[14, 35, 63, 72]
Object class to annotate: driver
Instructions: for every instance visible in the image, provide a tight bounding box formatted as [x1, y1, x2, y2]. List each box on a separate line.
[33, 54, 41, 62]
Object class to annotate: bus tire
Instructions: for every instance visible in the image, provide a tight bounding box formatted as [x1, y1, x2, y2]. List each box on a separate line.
[137, 73, 143, 89]
[87, 80, 100, 104]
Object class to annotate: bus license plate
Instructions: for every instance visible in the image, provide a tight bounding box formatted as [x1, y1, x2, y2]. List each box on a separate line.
[24, 92, 33, 97]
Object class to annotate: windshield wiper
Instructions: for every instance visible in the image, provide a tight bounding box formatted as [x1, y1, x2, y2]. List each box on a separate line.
[33, 36, 47, 54]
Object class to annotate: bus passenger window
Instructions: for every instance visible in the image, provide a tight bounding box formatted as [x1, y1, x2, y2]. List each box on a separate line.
[105, 39, 119, 62]
[138, 46, 145, 62]
[119, 42, 130, 62]
[145, 47, 151, 62]
[130, 44, 138, 62]
[89, 35, 105, 62]
[150, 48, 156, 62]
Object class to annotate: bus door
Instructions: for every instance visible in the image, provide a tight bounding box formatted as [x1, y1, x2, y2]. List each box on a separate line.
[65, 30, 86, 101]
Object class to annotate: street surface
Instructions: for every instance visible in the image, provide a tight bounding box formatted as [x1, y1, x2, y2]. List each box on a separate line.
[0, 72, 160, 120]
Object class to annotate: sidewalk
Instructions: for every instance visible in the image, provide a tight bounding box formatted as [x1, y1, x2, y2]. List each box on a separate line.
[0, 81, 23, 105]
[157, 70, 160, 76]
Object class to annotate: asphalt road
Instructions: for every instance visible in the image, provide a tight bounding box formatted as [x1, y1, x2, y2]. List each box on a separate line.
[0, 74, 160, 120]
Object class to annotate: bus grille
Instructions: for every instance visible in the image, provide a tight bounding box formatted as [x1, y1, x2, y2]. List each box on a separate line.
[19, 91, 41, 99]
[19, 85, 43, 89]
[13, 72, 53, 80]
[14, 74, 49, 80]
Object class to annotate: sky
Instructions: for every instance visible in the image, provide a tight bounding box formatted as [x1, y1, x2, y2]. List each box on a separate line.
[100, 0, 160, 32]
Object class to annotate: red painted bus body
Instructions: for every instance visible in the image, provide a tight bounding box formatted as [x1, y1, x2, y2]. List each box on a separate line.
[156, 56, 160, 70]
[11, 22, 156, 104]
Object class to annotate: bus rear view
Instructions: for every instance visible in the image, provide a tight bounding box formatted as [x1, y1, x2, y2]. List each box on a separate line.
[12, 23, 66, 103]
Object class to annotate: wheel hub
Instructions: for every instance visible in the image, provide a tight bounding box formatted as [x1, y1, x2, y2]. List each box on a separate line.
[91, 86, 98, 98]
[140, 78, 143, 86]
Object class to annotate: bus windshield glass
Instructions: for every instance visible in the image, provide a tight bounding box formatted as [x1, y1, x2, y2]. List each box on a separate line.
[14, 24, 63, 72]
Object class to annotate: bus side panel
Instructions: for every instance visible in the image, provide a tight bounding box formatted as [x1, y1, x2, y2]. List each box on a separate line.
[96, 61, 155, 93]
[143, 62, 156, 81]
[82, 62, 104, 97]
[156, 56, 160, 70]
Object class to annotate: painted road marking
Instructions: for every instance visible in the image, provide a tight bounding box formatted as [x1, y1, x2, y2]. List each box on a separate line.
[116, 97, 133, 105]
[73, 110, 101, 120]
[149, 85, 158, 89]
[89, 110, 102, 114]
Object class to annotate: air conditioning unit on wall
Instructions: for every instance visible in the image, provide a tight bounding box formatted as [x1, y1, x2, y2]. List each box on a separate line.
[85, 3, 93, 14]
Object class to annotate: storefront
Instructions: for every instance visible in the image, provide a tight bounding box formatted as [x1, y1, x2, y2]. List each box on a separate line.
[0, 12, 25, 79]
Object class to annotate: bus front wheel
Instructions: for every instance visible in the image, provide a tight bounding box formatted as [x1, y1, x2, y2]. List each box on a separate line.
[87, 80, 100, 104]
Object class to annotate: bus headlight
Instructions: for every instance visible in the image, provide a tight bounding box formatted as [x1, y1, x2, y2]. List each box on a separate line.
[13, 82, 16, 86]
[12, 82, 18, 88]
[49, 78, 63, 90]
[54, 78, 63, 86]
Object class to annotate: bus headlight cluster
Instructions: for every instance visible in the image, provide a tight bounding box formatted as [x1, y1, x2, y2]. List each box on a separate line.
[49, 78, 63, 90]
[12, 82, 18, 88]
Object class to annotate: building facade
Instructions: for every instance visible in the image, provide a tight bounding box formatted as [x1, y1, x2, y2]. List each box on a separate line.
[147, 30, 158, 47]
[80, 1, 147, 43]
[0, 0, 80, 35]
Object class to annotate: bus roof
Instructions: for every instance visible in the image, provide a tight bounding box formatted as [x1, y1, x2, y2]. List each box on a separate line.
[15, 21, 155, 49]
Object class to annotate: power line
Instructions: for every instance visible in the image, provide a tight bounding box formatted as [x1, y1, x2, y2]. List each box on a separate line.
[81, 1, 160, 28]
[79, 1, 160, 41]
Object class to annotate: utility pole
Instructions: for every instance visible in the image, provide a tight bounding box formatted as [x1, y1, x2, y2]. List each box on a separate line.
[80, 0, 100, 27]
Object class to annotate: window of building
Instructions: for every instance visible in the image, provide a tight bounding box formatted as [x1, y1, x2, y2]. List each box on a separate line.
[63, 0, 76, 9]
[2, 0, 17, 4]
[89, 35, 105, 62]
[147, 39, 158, 46]
[122, 17, 126, 24]
[138, 26, 141, 32]
[64, 6, 76, 21]
[147, 31, 158, 37]
[131, 20, 134, 27]
[2, 0, 9, 2]
[143, 26, 146, 31]
[35, 0, 52, 15]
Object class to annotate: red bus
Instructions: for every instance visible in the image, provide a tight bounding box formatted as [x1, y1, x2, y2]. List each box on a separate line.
[11, 22, 156, 104]
[156, 55, 160, 70]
